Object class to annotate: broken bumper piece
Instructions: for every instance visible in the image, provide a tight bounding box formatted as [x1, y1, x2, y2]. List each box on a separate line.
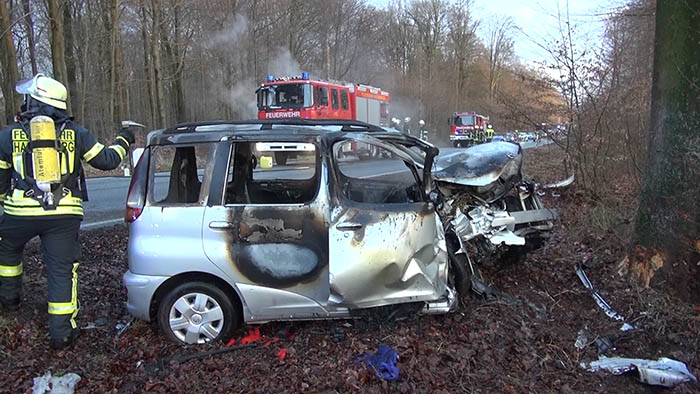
[582, 356, 698, 387]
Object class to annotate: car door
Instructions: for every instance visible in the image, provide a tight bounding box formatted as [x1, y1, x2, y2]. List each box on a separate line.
[202, 140, 331, 322]
[328, 135, 448, 309]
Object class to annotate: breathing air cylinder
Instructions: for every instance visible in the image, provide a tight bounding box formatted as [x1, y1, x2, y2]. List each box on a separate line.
[29, 115, 61, 196]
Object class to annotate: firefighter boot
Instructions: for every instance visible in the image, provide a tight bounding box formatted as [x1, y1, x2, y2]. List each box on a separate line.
[42, 218, 81, 347]
[50, 327, 81, 350]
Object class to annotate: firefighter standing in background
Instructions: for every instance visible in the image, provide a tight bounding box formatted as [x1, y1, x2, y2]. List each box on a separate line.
[0, 74, 135, 349]
[486, 124, 495, 142]
[402, 117, 411, 136]
[419, 120, 428, 141]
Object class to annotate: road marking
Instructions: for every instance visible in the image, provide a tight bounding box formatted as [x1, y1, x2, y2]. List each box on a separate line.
[81, 218, 124, 229]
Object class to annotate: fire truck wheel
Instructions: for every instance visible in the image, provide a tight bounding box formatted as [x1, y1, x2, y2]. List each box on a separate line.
[275, 152, 288, 165]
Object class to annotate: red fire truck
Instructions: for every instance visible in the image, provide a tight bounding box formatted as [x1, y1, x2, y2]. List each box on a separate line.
[256, 73, 391, 164]
[450, 112, 490, 147]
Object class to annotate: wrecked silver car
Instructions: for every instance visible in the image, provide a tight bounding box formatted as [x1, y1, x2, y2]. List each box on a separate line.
[122, 120, 557, 344]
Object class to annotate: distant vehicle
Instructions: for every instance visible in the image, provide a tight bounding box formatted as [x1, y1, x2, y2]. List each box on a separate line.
[526, 132, 536, 141]
[491, 135, 505, 142]
[449, 112, 489, 147]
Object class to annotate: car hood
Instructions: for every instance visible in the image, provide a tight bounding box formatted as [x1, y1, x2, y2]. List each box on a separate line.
[432, 142, 522, 187]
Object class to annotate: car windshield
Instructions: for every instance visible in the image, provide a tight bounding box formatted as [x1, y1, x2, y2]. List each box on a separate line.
[454, 116, 475, 126]
[257, 83, 313, 109]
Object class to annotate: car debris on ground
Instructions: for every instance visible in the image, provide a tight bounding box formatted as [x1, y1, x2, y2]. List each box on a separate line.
[581, 356, 698, 388]
[356, 344, 400, 381]
[32, 372, 81, 394]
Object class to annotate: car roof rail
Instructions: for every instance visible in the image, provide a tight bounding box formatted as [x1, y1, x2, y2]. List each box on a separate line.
[162, 119, 386, 134]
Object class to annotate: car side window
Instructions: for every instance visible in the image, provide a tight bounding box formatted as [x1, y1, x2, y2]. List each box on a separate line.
[333, 141, 422, 204]
[150, 143, 214, 205]
[340, 90, 349, 110]
[331, 89, 339, 110]
[225, 142, 319, 205]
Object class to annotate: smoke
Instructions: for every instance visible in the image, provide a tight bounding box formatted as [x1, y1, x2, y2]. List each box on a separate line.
[227, 79, 259, 119]
[267, 47, 303, 77]
[206, 14, 248, 49]
[206, 14, 308, 120]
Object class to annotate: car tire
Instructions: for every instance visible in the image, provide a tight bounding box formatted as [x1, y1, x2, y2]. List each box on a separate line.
[275, 152, 288, 165]
[157, 281, 239, 345]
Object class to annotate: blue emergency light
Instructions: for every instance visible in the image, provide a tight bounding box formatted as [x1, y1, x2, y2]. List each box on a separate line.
[301, 72, 309, 80]
[267, 75, 274, 82]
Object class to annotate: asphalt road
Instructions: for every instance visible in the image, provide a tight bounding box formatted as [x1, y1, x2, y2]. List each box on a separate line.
[0, 139, 550, 229]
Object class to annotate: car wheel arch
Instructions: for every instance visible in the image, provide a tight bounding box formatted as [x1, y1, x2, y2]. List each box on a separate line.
[149, 271, 244, 327]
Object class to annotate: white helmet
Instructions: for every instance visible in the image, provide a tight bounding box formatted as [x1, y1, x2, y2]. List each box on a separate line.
[15, 73, 68, 110]
[404, 117, 411, 122]
[419, 120, 425, 125]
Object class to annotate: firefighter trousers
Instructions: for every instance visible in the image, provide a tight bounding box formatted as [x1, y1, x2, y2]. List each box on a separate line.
[0, 215, 81, 340]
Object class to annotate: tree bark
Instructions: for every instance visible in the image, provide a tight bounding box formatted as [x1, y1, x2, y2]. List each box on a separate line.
[23, 0, 38, 75]
[628, 0, 700, 301]
[140, 0, 156, 128]
[63, 1, 80, 119]
[150, 0, 166, 127]
[47, 0, 71, 113]
[0, 0, 22, 122]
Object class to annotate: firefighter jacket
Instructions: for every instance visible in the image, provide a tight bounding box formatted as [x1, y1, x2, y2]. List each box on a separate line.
[0, 118, 129, 217]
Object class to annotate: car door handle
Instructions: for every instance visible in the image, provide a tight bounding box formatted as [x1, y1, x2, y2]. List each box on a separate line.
[209, 221, 235, 230]
[336, 223, 363, 231]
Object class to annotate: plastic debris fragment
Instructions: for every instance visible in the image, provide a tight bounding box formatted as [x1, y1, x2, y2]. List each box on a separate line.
[32, 372, 81, 394]
[581, 356, 698, 388]
[240, 328, 261, 345]
[356, 344, 400, 381]
[575, 265, 635, 330]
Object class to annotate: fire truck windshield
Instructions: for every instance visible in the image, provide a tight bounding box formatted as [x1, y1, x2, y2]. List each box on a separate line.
[257, 83, 313, 110]
[454, 115, 475, 126]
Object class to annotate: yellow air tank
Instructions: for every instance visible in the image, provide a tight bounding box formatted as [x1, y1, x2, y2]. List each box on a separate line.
[29, 115, 61, 193]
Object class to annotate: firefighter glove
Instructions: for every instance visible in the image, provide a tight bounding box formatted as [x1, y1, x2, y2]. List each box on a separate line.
[119, 127, 135, 145]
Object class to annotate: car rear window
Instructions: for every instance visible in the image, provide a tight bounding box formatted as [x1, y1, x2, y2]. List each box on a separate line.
[149, 143, 215, 205]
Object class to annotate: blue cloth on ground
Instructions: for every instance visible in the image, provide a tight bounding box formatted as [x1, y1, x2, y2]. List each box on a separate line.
[356, 344, 399, 381]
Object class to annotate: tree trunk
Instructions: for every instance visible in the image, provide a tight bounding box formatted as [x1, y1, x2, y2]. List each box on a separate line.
[626, 0, 700, 302]
[0, 0, 21, 122]
[47, 0, 71, 113]
[23, 0, 38, 75]
[150, 0, 166, 127]
[140, 0, 156, 128]
[63, 1, 80, 119]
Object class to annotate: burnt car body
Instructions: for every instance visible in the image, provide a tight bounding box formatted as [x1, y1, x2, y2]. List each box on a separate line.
[123, 120, 556, 344]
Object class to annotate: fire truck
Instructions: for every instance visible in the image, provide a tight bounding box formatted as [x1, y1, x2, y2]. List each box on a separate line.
[256, 73, 390, 164]
[449, 112, 490, 147]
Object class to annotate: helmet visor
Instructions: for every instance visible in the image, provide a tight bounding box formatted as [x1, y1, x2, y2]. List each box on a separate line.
[15, 74, 44, 95]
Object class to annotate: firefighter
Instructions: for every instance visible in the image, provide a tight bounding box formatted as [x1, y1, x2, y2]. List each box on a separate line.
[419, 120, 428, 141]
[0, 74, 135, 349]
[402, 117, 411, 136]
[486, 124, 495, 142]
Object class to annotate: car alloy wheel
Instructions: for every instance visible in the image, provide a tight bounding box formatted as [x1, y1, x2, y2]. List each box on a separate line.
[158, 282, 238, 344]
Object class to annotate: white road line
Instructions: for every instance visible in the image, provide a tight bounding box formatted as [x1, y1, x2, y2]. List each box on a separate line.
[81, 218, 124, 229]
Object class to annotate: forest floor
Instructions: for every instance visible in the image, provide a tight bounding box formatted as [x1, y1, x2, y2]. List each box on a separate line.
[1, 143, 698, 393]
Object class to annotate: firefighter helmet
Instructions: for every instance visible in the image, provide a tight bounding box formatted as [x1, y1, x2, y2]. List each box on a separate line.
[419, 120, 425, 125]
[404, 117, 411, 122]
[15, 73, 68, 110]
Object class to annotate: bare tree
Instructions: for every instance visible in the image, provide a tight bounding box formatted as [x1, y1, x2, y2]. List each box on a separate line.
[487, 16, 514, 104]
[22, 0, 38, 74]
[47, 0, 71, 112]
[0, 0, 21, 123]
